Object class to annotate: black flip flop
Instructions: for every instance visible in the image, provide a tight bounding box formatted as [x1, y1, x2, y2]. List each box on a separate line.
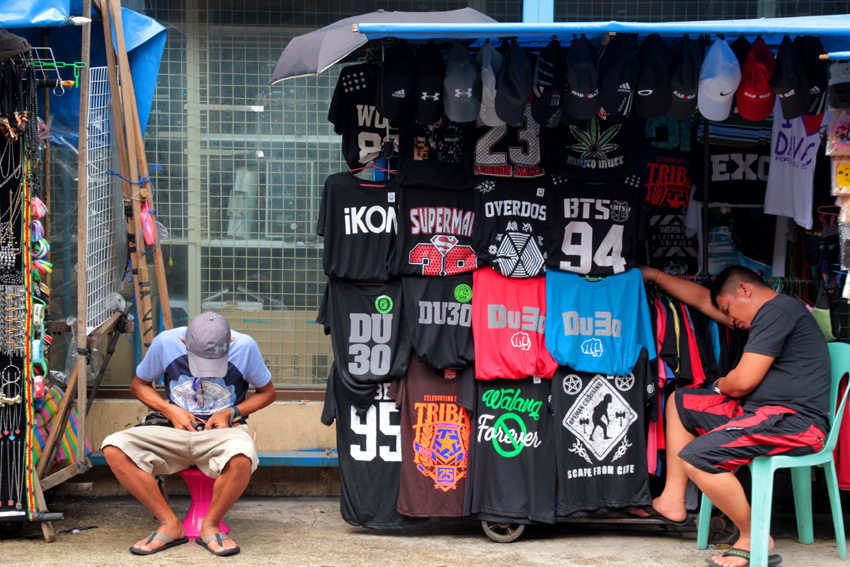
[636, 505, 693, 526]
[129, 532, 189, 555]
[705, 547, 782, 566]
[196, 533, 241, 557]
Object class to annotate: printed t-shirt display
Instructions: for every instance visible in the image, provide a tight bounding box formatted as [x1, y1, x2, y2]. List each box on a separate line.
[459, 376, 556, 524]
[396, 186, 477, 277]
[397, 117, 475, 190]
[472, 267, 559, 380]
[402, 274, 475, 370]
[317, 279, 411, 414]
[473, 104, 545, 179]
[316, 172, 398, 281]
[472, 177, 548, 278]
[545, 268, 656, 375]
[551, 349, 657, 517]
[546, 174, 647, 276]
[321, 366, 424, 529]
[328, 63, 399, 169]
[388, 356, 473, 518]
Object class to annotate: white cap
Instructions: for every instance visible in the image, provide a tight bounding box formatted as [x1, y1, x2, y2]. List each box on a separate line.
[476, 41, 505, 127]
[698, 38, 742, 121]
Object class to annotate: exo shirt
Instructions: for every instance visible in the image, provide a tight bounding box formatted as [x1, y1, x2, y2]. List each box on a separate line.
[546, 174, 647, 277]
[552, 349, 657, 517]
[402, 274, 475, 370]
[316, 172, 398, 281]
[545, 268, 656, 375]
[397, 117, 475, 190]
[136, 327, 271, 421]
[472, 267, 559, 380]
[473, 105, 545, 179]
[472, 177, 548, 278]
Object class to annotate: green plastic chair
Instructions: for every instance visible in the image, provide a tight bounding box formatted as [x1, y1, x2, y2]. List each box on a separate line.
[697, 341, 850, 567]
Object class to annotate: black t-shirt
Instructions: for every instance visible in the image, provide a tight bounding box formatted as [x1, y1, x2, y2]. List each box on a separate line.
[328, 63, 399, 169]
[317, 279, 411, 414]
[317, 172, 398, 281]
[643, 205, 699, 276]
[472, 178, 548, 278]
[743, 294, 831, 430]
[546, 174, 647, 276]
[459, 376, 556, 524]
[551, 349, 657, 517]
[402, 274, 474, 370]
[544, 114, 644, 181]
[396, 186, 477, 277]
[473, 105, 545, 179]
[321, 366, 425, 530]
[397, 117, 475, 190]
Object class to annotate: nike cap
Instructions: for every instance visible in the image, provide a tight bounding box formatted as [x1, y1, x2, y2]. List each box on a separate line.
[698, 38, 742, 121]
[667, 35, 702, 121]
[376, 39, 416, 122]
[443, 40, 481, 123]
[597, 34, 639, 122]
[565, 35, 601, 121]
[185, 312, 232, 378]
[794, 36, 828, 115]
[771, 35, 811, 120]
[737, 37, 776, 122]
[531, 38, 565, 127]
[829, 60, 850, 110]
[635, 34, 673, 119]
[475, 40, 505, 127]
[495, 40, 533, 126]
[412, 41, 446, 125]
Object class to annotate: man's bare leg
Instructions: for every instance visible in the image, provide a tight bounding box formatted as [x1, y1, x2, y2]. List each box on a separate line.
[103, 446, 185, 552]
[198, 454, 253, 553]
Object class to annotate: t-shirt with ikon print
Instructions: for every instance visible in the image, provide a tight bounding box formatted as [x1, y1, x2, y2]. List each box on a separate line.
[396, 186, 477, 277]
[473, 104, 545, 180]
[397, 117, 476, 190]
[316, 172, 398, 282]
[472, 177, 548, 278]
[328, 63, 399, 169]
[551, 349, 657, 517]
[472, 267, 559, 380]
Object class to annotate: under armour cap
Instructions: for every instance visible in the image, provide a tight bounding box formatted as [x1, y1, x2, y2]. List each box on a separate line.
[829, 60, 850, 110]
[565, 35, 601, 121]
[794, 36, 828, 115]
[413, 41, 446, 125]
[737, 37, 776, 121]
[667, 35, 702, 121]
[531, 38, 565, 127]
[495, 40, 533, 126]
[443, 40, 481, 123]
[476, 40, 505, 127]
[771, 35, 810, 120]
[185, 312, 231, 378]
[635, 34, 673, 119]
[376, 39, 416, 122]
[698, 38, 741, 121]
[598, 34, 639, 122]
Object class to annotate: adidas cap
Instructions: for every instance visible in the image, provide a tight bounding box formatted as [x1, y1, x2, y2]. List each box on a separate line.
[443, 40, 481, 123]
[475, 40, 505, 127]
[794, 36, 828, 116]
[531, 38, 565, 127]
[412, 41, 446, 125]
[376, 39, 416, 122]
[598, 34, 638, 122]
[698, 38, 741, 122]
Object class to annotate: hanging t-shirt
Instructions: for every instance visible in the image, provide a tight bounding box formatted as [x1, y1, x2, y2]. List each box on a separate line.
[388, 356, 473, 518]
[552, 349, 656, 517]
[317, 279, 411, 414]
[472, 267, 559, 380]
[545, 268, 656, 375]
[546, 174, 647, 277]
[643, 205, 699, 276]
[402, 274, 475, 370]
[316, 172, 398, 281]
[764, 100, 822, 230]
[321, 366, 425, 530]
[397, 117, 475, 190]
[396, 186, 477, 277]
[459, 376, 556, 524]
[472, 177, 548, 278]
[642, 146, 692, 210]
[473, 105, 545, 179]
[328, 63, 399, 169]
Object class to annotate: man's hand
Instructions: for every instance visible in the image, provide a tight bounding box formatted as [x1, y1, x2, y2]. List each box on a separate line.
[206, 409, 232, 430]
[164, 405, 200, 431]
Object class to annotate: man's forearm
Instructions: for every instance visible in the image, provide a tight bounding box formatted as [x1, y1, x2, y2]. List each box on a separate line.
[129, 377, 171, 413]
[234, 383, 275, 417]
[639, 266, 729, 327]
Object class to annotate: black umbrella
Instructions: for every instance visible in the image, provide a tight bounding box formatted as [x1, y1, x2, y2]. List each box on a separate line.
[270, 8, 497, 84]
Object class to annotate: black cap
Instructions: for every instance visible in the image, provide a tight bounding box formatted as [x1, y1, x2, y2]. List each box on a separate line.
[376, 39, 416, 122]
[729, 36, 751, 115]
[598, 34, 639, 122]
[771, 35, 810, 120]
[565, 35, 601, 121]
[495, 40, 533, 126]
[794, 36, 828, 116]
[635, 34, 673, 119]
[412, 41, 446, 125]
[667, 35, 702, 121]
[531, 38, 565, 128]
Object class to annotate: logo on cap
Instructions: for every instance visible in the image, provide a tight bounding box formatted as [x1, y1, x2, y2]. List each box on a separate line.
[421, 92, 440, 101]
[778, 89, 795, 99]
[455, 88, 473, 98]
[392, 89, 406, 98]
[618, 83, 631, 92]
[637, 89, 653, 96]
[719, 91, 734, 97]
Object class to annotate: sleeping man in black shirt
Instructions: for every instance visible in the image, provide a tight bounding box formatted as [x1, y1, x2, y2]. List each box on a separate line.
[634, 265, 831, 567]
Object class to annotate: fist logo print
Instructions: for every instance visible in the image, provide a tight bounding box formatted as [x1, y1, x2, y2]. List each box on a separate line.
[511, 331, 531, 351]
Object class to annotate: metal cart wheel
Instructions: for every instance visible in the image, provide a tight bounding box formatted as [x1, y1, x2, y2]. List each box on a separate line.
[481, 520, 525, 543]
[0, 521, 27, 539]
[708, 513, 740, 546]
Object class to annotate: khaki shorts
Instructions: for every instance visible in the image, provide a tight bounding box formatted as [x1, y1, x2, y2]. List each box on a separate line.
[101, 425, 258, 478]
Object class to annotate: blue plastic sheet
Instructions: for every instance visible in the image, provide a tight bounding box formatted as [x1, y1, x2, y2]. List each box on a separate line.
[0, 0, 71, 28]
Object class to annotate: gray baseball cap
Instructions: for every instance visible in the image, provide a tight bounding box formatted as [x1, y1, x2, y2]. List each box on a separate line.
[185, 311, 232, 378]
[443, 40, 481, 123]
[496, 40, 533, 126]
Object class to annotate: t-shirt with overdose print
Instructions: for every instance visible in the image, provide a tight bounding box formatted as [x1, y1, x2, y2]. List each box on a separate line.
[135, 327, 271, 421]
[458, 376, 556, 524]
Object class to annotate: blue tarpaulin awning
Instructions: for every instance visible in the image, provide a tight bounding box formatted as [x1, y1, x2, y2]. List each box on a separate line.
[0, 0, 72, 28]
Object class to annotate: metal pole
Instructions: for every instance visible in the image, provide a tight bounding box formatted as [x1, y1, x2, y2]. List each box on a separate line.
[702, 117, 710, 278]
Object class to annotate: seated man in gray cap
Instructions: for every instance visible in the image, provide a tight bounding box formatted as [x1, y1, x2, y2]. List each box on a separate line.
[102, 311, 275, 557]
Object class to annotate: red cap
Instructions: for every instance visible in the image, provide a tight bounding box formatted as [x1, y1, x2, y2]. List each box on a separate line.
[736, 37, 776, 121]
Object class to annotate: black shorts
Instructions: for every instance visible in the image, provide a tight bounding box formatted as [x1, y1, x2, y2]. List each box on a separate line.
[676, 388, 827, 474]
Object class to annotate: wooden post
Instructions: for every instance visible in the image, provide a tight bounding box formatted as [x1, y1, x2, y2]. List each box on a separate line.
[36, 366, 78, 479]
[32, 477, 55, 543]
